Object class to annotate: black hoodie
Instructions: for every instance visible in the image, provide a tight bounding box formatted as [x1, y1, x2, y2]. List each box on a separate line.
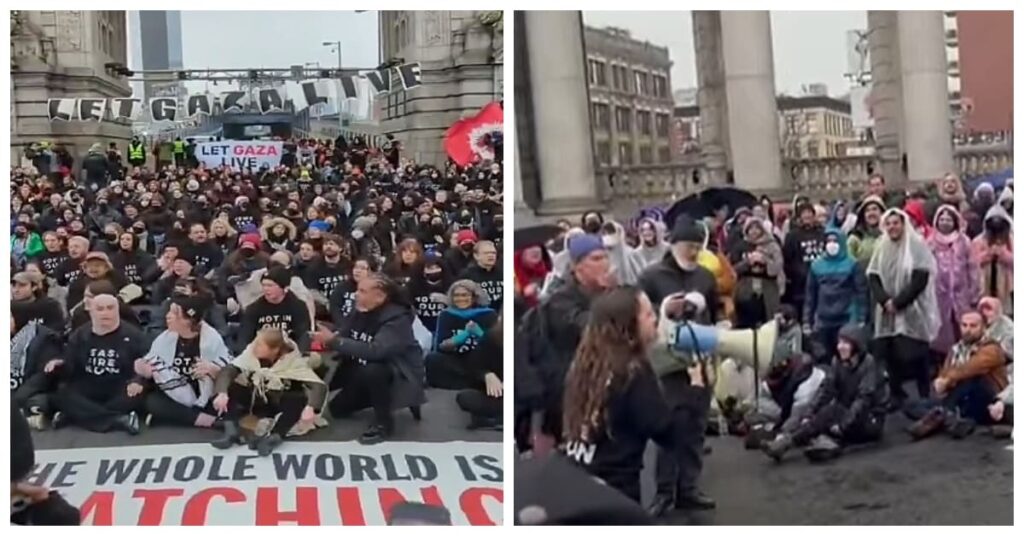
[303, 256, 351, 298]
[460, 262, 504, 310]
[408, 273, 452, 332]
[782, 223, 825, 304]
[637, 252, 719, 323]
[63, 322, 149, 387]
[38, 250, 70, 276]
[812, 325, 888, 426]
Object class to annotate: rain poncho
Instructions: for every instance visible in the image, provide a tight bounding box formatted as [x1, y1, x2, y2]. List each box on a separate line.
[927, 205, 980, 354]
[971, 203, 1013, 312]
[635, 217, 670, 267]
[602, 221, 646, 285]
[866, 208, 941, 343]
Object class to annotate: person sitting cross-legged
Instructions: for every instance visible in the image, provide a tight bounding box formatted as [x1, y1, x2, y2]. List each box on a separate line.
[210, 328, 326, 456]
[762, 324, 887, 463]
[11, 304, 64, 430]
[51, 294, 150, 434]
[425, 279, 498, 390]
[908, 310, 1010, 440]
[135, 295, 232, 428]
[456, 314, 504, 431]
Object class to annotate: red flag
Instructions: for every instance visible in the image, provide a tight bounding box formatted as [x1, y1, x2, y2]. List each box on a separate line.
[444, 102, 504, 167]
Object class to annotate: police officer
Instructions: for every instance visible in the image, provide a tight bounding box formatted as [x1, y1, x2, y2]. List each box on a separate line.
[172, 137, 186, 168]
[127, 136, 146, 169]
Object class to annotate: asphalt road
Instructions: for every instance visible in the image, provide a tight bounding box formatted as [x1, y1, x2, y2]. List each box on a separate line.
[641, 413, 1013, 525]
[32, 389, 500, 450]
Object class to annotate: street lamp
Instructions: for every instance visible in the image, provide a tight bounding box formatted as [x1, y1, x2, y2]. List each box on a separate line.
[322, 41, 343, 132]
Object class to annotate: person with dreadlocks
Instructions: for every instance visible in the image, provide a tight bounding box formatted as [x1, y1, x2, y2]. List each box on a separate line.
[561, 286, 704, 504]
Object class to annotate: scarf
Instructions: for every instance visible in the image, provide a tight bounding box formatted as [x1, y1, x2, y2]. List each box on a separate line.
[231, 336, 324, 408]
[11, 321, 39, 379]
[143, 322, 233, 408]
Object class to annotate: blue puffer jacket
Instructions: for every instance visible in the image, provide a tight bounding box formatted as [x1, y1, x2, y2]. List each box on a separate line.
[804, 229, 867, 329]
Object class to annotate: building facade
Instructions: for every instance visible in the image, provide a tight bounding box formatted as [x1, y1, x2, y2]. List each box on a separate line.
[674, 94, 857, 160]
[11, 10, 132, 165]
[131, 11, 185, 102]
[584, 25, 675, 169]
[376, 10, 503, 166]
[949, 11, 1013, 134]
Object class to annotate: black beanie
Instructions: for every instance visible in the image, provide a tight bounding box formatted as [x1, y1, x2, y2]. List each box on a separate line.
[795, 201, 815, 217]
[171, 295, 210, 323]
[262, 266, 292, 290]
[11, 406, 35, 482]
[670, 215, 705, 244]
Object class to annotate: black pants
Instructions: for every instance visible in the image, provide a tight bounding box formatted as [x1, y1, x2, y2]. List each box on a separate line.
[13, 373, 56, 414]
[54, 380, 145, 433]
[873, 335, 930, 401]
[814, 325, 842, 365]
[329, 360, 394, 429]
[456, 389, 502, 419]
[144, 390, 215, 427]
[224, 382, 308, 436]
[734, 295, 767, 330]
[425, 352, 476, 390]
[654, 371, 711, 500]
[792, 402, 885, 446]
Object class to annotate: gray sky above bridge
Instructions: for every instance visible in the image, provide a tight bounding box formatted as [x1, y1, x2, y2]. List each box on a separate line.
[583, 11, 867, 98]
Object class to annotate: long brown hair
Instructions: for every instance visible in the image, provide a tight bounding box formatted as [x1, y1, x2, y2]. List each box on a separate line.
[562, 286, 650, 443]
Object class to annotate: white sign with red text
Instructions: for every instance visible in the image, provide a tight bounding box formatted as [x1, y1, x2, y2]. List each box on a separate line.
[196, 140, 284, 170]
[29, 441, 502, 526]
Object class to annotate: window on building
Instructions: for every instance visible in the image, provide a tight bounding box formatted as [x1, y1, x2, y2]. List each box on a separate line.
[637, 111, 652, 136]
[634, 70, 649, 95]
[807, 141, 819, 159]
[588, 60, 607, 86]
[611, 64, 621, 90]
[596, 141, 612, 166]
[618, 142, 633, 166]
[618, 66, 632, 93]
[593, 103, 611, 130]
[639, 145, 653, 164]
[655, 113, 670, 137]
[658, 146, 672, 163]
[653, 75, 668, 98]
[615, 106, 632, 133]
[385, 89, 407, 119]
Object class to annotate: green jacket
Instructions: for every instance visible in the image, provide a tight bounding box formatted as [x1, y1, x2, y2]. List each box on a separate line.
[12, 233, 44, 259]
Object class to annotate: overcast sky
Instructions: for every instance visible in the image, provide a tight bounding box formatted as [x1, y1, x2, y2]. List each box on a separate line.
[129, 11, 379, 93]
[583, 11, 867, 97]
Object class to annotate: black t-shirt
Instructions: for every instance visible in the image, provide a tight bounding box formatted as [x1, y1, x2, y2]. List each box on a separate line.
[54, 258, 83, 286]
[67, 323, 149, 386]
[186, 242, 225, 276]
[409, 279, 449, 332]
[302, 257, 350, 298]
[238, 292, 311, 353]
[172, 335, 201, 395]
[328, 280, 358, 324]
[460, 263, 504, 311]
[39, 250, 70, 275]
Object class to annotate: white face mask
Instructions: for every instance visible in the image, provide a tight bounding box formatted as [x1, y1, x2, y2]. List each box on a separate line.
[825, 242, 840, 256]
[601, 235, 619, 248]
[352, 229, 365, 241]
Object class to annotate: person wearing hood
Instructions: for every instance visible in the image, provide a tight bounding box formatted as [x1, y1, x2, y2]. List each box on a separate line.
[217, 233, 270, 304]
[11, 303, 64, 428]
[260, 216, 299, 254]
[902, 198, 933, 240]
[351, 215, 383, 260]
[908, 310, 1009, 440]
[847, 195, 886, 268]
[514, 245, 551, 308]
[867, 208, 941, 412]
[927, 205, 981, 358]
[997, 185, 1012, 215]
[425, 279, 499, 390]
[408, 253, 452, 334]
[599, 221, 646, 286]
[315, 273, 426, 445]
[635, 217, 670, 267]
[51, 293, 150, 435]
[460, 240, 503, 310]
[211, 328, 326, 456]
[730, 217, 784, 329]
[134, 295, 232, 428]
[745, 348, 827, 450]
[971, 203, 1013, 312]
[828, 200, 858, 235]
[979, 296, 1013, 361]
[782, 201, 825, 314]
[82, 143, 110, 192]
[763, 324, 887, 463]
[804, 228, 867, 362]
[581, 210, 605, 235]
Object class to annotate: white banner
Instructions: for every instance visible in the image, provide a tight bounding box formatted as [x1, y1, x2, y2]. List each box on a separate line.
[196, 140, 285, 170]
[29, 441, 503, 526]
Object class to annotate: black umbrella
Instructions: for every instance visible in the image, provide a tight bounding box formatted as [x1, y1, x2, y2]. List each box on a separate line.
[514, 224, 563, 250]
[664, 187, 758, 229]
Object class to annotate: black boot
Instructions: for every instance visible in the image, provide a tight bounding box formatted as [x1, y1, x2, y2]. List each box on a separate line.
[211, 420, 243, 449]
[676, 490, 716, 510]
[113, 412, 141, 435]
[359, 423, 392, 445]
[256, 433, 284, 456]
[647, 493, 674, 518]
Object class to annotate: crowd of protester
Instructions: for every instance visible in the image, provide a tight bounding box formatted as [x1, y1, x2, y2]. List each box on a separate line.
[11, 134, 504, 453]
[514, 171, 1013, 517]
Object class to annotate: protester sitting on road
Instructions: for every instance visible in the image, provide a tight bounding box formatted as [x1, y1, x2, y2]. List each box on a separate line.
[426, 279, 498, 390]
[460, 239, 503, 310]
[68, 279, 141, 330]
[745, 350, 827, 450]
[53, 236, 91, 288]
[303, 233, 352, 311]
[315, 273, 426, 445]
[237, 266, 312, 354]
[329, 256, 379, 325]
[12, 271, 65, 331]
[456, 314, 504, 431]
[11, 304, 64, 429]
[386, 237, 426, 286]
[111, 231, 161, 288]
[51, 293, 150, 435]
[211, 328, 325, 456]
[908, 311, 1009, 440]
[561, 286, 703, 504]
[136, 295, 232, 428]
[763, 324, 887, 463]
[408, 253, 452, 335]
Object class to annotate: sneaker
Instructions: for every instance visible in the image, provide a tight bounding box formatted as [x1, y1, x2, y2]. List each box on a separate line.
[358, 424, 391, 445]
[908, 407, 946, 440]
[145, 414, 154, 428]
[50, 411, 67, 430]
[762, 433, 793, 462]
[803, 435, 841, 463]
[26, 408, 48, 431]
[256, 433, 284, 457]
